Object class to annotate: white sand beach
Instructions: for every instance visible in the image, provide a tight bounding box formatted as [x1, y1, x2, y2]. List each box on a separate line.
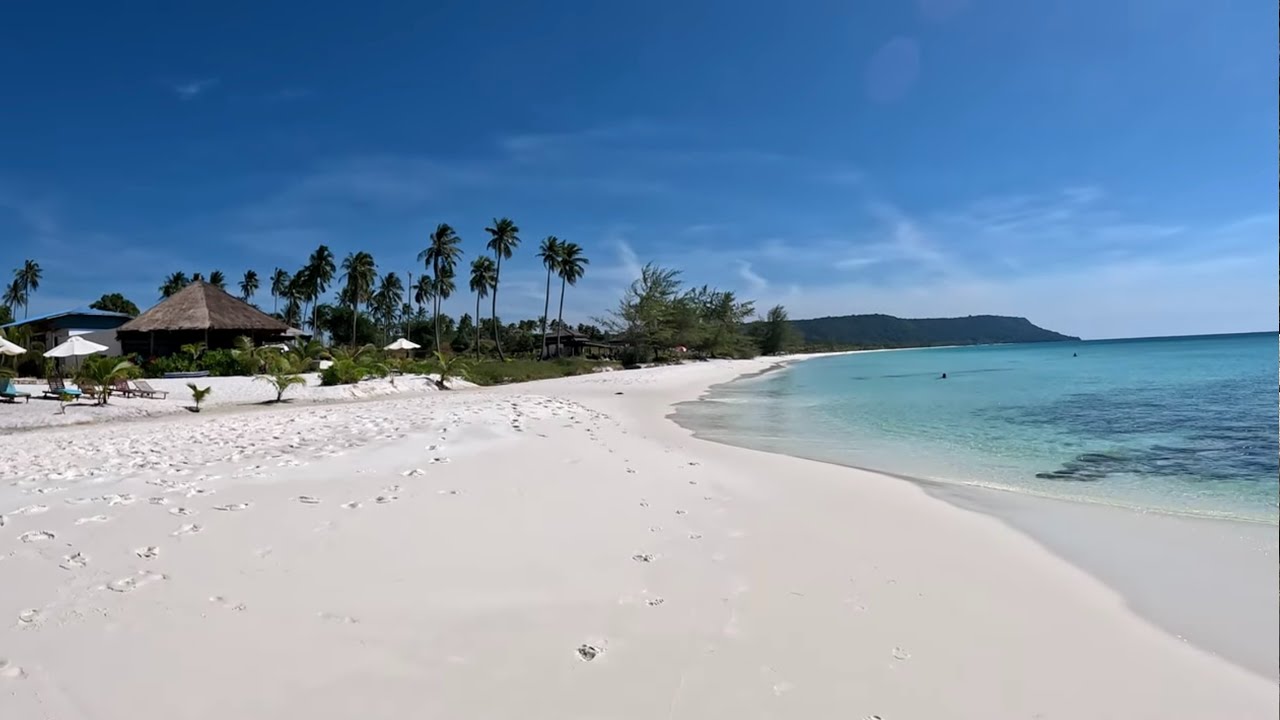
[1, 358, 1275, 719]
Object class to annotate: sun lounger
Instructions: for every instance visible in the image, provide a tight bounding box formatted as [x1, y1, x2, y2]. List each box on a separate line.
[131, 380, 169, 399]
[111, 378, 135, 397]
[1, 378, 30, 403]
[43, 377, 82, 399]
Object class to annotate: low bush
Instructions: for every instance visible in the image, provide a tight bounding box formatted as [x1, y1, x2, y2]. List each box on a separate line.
[320, 359, 364, 386]
[465, 357, 618, 386]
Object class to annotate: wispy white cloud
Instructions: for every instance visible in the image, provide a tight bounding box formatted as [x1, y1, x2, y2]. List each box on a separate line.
[736, 261, 768, 293]
[172, 78, 219, 100]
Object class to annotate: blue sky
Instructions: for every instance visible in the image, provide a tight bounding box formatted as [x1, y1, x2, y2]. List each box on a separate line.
[1, 0, 1274, 338]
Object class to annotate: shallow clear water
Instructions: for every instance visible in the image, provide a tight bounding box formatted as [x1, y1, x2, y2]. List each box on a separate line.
[677, 333, 1279, 523]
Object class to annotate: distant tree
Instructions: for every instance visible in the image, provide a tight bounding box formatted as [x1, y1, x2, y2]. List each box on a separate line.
[418, 223, 463, 352]
[553, 242, 588, 357]
[0, 304, 13, 325]
[452, 313, 474, 353]
[269, 268, 291, 313]
[159, 271, 190, 298]
[2, 278, 24, 317]
[755, 304, 796, 355]
[239, 269, 260, 301]
[305, 245, 335, 332]
[600, 263, 683, 362]
[208, 270, 227, 290]
[468, 257, 497, 359]
[10, 260, 41, 319]
[536, 236, 562, 358]
[340, 252, 377, 346]
[575, 323, 605, 341]
[89, 293, 140, 316]
[191, 272, 205, 283]
[484, 217, 520, 360]
[371, 271, 404, 342]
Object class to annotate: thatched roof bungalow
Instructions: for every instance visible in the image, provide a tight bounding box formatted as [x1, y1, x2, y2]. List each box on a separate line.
[117, 281, 291, 357]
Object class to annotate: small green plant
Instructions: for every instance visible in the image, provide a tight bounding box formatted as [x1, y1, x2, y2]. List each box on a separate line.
[431, 351, 468, 390]
[76, 357, 138, 405]
[255, 371, 307, 402]
[187, 382, 212, 412]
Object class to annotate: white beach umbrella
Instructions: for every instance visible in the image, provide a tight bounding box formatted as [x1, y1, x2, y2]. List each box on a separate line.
[0, 336, 25, 356]
[384, 338, 421, 351]
[44, 335, 109, 358]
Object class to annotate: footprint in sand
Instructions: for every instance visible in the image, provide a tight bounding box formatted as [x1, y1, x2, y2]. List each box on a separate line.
[294, 495, 321, 505]
[383, 484, 402, 493]
[372, 495, 398, 505]
[209, 595, 247, 612]
[646, 597, 665, 607]
[107, 570, 166, 593]
[11, 504, 49, 516]
[104, 494, 135, 506]
[688, 533, 703, 540]
[213, 503, 252, 512]
[892, 647, 911, 661]
[148, 497, 169, 505]
[75, 515, 111, 525]
[169, 507, 194, 516]
[638, 501, 649, 508]
[18, 531, 54, 543]
[402, 468, 426, 477]
[64, 497, 94, 505]
[674, 510, 687, 516]
[318, 612, 359, 624]
[59, 552, 88, 570]
[632, 553, 655, 563]
[341, 501, 362, 510]
[17, 609, 41, 625]
[436, 489, 459, 496]
[575, 644, 604, 662]
[171, 523, 202, 536]
[135, 546, 159, 560]
[0, 659, 25, 680]
[185, 488, 215, 498]
[429, 457, 451, 465]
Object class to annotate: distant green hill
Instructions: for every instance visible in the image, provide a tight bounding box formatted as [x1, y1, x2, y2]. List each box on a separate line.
[784, 313, 1079, 349]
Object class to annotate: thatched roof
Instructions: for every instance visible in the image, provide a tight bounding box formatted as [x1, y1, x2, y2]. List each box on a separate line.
[119, 281, 290, 333]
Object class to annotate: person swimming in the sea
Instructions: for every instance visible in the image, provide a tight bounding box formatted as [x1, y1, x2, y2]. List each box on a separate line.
[940, 372, 947, 379]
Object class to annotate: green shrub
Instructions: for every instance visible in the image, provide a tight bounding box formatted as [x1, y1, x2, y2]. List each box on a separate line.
[616, 346, 646, 368]
[197, 349, 245, 377]
[464, 357, 617, 386]
[141, 354, 192, 377]
[320, 359, 364, 386]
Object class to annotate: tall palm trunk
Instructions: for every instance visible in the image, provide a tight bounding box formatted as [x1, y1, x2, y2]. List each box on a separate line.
[474, 293, 482, 359]
[556, 276, 568, 357]
[540, 266, 553, 360]
[350, 300, 358, 347]
[432, 258, 443, 353]
[491, 255, 505, 361]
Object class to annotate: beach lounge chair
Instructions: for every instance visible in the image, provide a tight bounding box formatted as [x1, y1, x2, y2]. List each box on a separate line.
[131, 379, 169, 399]
[111, 378, 135, 397]
[1, 378, 30, 403]
[43, 376, 82, 400]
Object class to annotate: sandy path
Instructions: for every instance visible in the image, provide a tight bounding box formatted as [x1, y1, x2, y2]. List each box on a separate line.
[0, 359, 1274, 719]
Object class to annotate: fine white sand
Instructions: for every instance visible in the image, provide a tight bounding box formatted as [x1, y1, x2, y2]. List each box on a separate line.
[1, 359, 1275, 719]
[0, 373, 468, 431]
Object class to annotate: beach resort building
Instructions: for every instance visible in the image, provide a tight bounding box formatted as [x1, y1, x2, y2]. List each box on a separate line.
[116, 281, 293, 357]
[0, 307, 133, 356]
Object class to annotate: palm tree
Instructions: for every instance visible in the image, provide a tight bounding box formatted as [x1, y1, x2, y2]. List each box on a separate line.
[13, 260, 41, 318]
[372, 271, 405, 342]
[468, 257, 497, 359]
[536, 236, 562, 359]
[554, 242, 589, 357]
[208, 270, 227, 290]
[3, 277, 25, 315]
[483, 217, 520, 361]
[239, 270, 260, 301]
[305, 245, 336, 334]
[413, 274, 434, 320]
[160, 271, 190, 298]
[191, 272, 205, 283]
[340, 251, 377, 346]
[417, 223, 463, 352]
[269, 268, 291, 313]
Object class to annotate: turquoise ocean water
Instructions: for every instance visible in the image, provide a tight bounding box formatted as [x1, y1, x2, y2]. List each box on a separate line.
[677, 333, 1279, 523]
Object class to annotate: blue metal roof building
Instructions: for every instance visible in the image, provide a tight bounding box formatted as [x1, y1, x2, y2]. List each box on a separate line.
[1, 306, 134, 331]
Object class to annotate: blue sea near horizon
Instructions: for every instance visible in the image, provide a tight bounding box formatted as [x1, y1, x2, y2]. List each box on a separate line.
[676, 333, 1279, 523]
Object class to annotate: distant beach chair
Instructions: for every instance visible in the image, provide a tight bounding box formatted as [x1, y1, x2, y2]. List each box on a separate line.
[1, 378, 30, 403]
[111, 378, 136, 397]
[43, 376, 82, 400]
[131, 379, 169, 399]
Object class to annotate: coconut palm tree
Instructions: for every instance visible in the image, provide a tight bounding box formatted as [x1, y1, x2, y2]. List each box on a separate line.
[159, 271, 190, 298]
[11, 260, 41, 318]
[372, 271, 405, 342]
[417, 223, 463, 352]
[483, 217, 520, 361]
[554, 242, 589, 357]
[468, 256, 497, 359]
[340, 251, 377, 346]
[208, 270, 227, 290]
[305, 245, 336, 334]
[269, 268, 291, 313]
[3, 277, 24, 315]
[413, 274, 434, 320]
[239, 269, 260, 301]
[536, 236, 562, 359]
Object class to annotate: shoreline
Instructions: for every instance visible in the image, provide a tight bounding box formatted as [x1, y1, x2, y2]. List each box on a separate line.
[672, 356, 1279, 680]
[1, 357, 1274, 717]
